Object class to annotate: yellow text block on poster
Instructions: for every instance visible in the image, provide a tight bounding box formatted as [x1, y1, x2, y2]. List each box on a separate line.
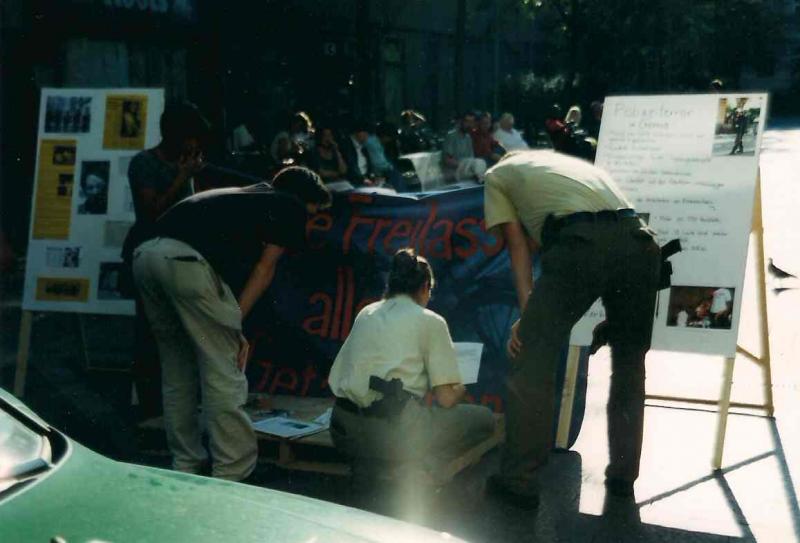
[103, 94, 148, 150]
[35, 277, 90, 302]
[32, 139, 76, 239]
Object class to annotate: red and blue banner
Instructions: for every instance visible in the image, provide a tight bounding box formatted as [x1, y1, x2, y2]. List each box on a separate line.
[246, 186, 589, 445]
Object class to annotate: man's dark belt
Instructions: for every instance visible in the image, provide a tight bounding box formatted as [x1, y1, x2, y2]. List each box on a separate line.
[554, 208, 638, 229]
[543, 208, 639, 248]
[335, 397, 394, 418]
[335, 376, 417, 418]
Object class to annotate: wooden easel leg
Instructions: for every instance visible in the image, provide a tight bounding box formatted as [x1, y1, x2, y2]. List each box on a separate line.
[77, 313, 92, 370]
[13, 311, 34, 397]
[555, 345, 582, 449]
[713, 356, 736, 470]
[751, 179, 775, 416]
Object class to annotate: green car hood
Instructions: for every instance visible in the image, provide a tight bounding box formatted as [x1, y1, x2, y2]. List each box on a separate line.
[1, 442, 462, 543]
[0, 388, 463, 543]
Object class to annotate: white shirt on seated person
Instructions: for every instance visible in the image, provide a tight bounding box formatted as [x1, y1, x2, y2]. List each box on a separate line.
[328, 294, 463, 408]
[493, 113, 529, 152]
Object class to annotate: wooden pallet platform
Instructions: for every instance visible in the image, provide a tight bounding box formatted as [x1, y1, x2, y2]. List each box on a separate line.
[139, 394, 504, 479]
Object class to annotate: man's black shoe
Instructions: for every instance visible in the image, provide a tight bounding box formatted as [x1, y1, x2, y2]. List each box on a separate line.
[485, 474, 540, 510]
[604, 478, 635, 497]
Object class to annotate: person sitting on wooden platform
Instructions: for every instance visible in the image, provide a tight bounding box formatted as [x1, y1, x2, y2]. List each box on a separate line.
[327, 248, 495, 489]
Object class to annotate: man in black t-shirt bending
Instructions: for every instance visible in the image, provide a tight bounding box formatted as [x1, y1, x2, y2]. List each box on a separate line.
[132, 167, 331, 481]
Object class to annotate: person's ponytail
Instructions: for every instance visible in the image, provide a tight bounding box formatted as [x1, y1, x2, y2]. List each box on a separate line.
[384, 248, 433, 298]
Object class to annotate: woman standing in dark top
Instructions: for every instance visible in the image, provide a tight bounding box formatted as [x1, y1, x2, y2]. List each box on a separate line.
[310, 126, 348, 183]
[123, 102, 210, 418]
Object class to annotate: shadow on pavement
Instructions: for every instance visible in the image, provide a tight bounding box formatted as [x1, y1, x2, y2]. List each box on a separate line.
[1, 304, 792, 542]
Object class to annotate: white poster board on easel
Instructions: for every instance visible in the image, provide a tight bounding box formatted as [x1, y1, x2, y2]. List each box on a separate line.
[21, 88, 164, 316]
[569, 93, 768, 357]
[554, 94, 772, 469]
[13, 88, 164, 397]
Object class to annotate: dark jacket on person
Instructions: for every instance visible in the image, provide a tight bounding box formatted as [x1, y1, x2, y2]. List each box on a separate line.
[340, 136, 372, 186]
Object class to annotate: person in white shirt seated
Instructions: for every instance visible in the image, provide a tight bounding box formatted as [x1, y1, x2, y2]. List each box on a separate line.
[493, 113, 529, 152]
[328, 248, 495, 487]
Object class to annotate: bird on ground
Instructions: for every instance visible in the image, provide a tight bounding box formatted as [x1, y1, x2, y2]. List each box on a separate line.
[768, 258, 796, 280]
[772, 287, 797, 295]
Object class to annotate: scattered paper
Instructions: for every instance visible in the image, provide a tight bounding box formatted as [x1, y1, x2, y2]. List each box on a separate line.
[313, 407, 333, 426]
[252, 415, 328, 439]
[455, 342, 483, 385]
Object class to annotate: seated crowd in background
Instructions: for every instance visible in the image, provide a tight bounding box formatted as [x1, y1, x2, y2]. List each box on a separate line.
[231, 100, 604, 191]
[442, 111, 488, 182]
[544, 103, 599, 161]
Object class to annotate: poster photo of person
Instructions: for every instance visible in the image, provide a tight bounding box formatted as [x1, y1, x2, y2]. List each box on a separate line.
[103, 95, 148, 150]
[45, 246, 81, 268]
[52, 145, 76, 166]
[97, 262, 132, 300]
[63, 247, 81, 267]
[77, 161, 110, 215]
[44, 96, 92, 133]
[712, 97, 762, 157]
[666, 285, 735, 330]
[120, 100, 143, 138]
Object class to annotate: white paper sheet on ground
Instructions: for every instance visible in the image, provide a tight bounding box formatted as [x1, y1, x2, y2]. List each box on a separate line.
[313, 407, 333, 426]
[251, 416, 327, 439]
[455, 342, 483, 385]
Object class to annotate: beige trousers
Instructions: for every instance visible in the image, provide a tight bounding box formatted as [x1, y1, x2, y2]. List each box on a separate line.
[133, 237, 257, 481]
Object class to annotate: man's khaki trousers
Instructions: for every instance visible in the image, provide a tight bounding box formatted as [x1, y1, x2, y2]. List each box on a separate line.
[133, 237, 257, 481]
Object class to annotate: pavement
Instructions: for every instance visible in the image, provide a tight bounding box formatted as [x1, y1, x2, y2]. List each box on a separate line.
[712, 132, 759, 157]
[2, 123, 799, 542]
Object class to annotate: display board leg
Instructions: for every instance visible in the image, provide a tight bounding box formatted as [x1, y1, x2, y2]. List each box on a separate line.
[713, 356, 736, 470]
[77, 313, 92, 370]
[750, 178, 775, 417]
[555, 345, 582, 449]
[13, 311, 34, 397]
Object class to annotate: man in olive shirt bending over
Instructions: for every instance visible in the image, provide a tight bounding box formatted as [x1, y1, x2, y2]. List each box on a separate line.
[483, 151, 661, 508]
[133, 167, 331, 481]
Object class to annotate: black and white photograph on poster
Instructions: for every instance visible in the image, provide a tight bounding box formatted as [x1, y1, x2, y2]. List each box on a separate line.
[64, 247, 80, 267]
[57, 173, 74, 197]
[77, 161, 110, 215]
[120, 100, 143, 138]
[103, 221, 133, 248]
[666, 285, 735, 330]
[97, 262, 132, 300]
[712, 97, 762, 157]
[44, 96, 92, 133]
[45, 246, 81, 268]
[52, 145, 76, 166]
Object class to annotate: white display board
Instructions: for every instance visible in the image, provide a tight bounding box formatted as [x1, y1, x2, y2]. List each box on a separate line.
[22, 88, 165, 315]
[570, 93, 768, 357]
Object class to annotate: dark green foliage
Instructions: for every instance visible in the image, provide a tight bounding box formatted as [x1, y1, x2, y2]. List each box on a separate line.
[512, 0, 786, 103]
